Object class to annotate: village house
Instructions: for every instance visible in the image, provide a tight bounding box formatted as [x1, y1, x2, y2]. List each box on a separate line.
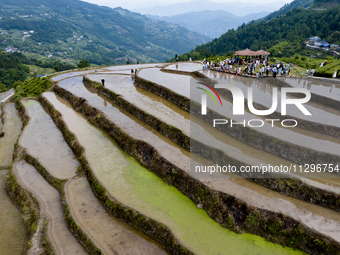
[305, 36, 340, 54]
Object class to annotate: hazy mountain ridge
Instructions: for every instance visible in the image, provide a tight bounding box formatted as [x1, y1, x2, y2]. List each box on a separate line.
[0, 0, 210, 65]
[176, 0, 340, 60]
[134, 0, 285, 17]
[147, 10, 269, 39]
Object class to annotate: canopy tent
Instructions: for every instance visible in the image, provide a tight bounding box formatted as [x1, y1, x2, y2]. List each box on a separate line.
[234, 49, 270, 56]
[234, 49, 257, 56]
[253, 50, 270, 55]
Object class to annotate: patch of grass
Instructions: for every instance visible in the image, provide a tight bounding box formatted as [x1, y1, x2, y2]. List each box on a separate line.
[14, 77, 52, 99]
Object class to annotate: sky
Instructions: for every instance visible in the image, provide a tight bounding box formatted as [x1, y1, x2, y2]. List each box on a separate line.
[81, 0, 294, 11]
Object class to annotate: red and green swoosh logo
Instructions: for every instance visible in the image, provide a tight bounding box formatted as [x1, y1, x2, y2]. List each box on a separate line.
[196, 82, 223, 106]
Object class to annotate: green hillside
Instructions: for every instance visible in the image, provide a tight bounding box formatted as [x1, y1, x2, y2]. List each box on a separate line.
[263, 0, 313, 20]
[313, 0, 340, 7]
[176, 0, 340, 60]
[0, 50, 74, 91]
[0, 51, 29, 91]
[0, 0, 210, 65]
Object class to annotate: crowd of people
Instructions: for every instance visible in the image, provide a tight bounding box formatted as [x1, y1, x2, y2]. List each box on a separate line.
[202, 56, 318, 78]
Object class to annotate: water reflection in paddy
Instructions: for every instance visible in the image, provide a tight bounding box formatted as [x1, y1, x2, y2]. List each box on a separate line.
[165, 62, 202, 72]
[20, 100, 79, 179]
[59, 76, 190, 171]
[44, 92, 306, 255]
[138, 68, 340, 156]
[202, 70, 340, 129]
[0, 103, 22, 167]
[14, 161, 87, 255]
[85, 73, 340, 187]
[102, 63, 161, 71]
[66, 177, 169, 255]
[0, 170, 26, 255]
[86, 74, 191, 134]
[280, 77, 340, 101]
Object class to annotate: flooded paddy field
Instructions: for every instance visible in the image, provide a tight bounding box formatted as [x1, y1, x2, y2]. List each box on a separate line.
[95, 70, 133, 75]
[63, 76, 340, 233]
[102, 63, 161, 71]
[14, 161, 87, 255]
[44, 92, 306, 255]
[86, 73, 191, 134]
[137, 68, 340, 157]
[66, 177, 169, 254]
[19, 100, 79, 179]
[52, 70, 95, 82]
[0, 170, 27, 255]
[280, 77, 340, 102]
[2, 64, 340, 255]
[58, 76, 190, 170]
[202, 70, 340, 130]
[165, 62, 202, 72]
[85, 73, 340, 188]
[0, 103, 22, 167]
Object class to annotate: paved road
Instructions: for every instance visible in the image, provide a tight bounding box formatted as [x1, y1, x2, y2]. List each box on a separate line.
[0, 89, 14, 103]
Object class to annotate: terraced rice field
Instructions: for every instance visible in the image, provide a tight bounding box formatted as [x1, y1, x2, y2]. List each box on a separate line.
[1, 62, 340, 254]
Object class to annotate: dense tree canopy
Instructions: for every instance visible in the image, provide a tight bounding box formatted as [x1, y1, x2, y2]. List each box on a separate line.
[0, 52, 29, 89]
[0, 51, 75, 90]
[177, 6, 340, 60]
[77, 59, 90, 68]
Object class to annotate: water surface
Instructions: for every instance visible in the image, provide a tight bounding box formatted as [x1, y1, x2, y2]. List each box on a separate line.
[20, 100, 79, 179]
[0, 170, 27, 255]
[15, 161, 87, 255]
[138, 68, 340, 156]
[44, 92, 306, 255]
[67, 177, 169, 254]
[0, 103, 22, 166]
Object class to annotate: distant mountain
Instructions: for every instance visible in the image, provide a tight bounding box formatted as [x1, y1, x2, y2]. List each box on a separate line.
[0, 0, 210, 65]
[133, 0, 286, 16]
[176, 0, 340, 60]
[147, 10, 269, 39]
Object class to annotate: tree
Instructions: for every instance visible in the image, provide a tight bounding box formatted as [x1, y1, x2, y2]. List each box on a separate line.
[0, 83, 6, 92]
[137, 60, 139, 64]
[54, 65, 59, 72]
[126, 60, 130, 64]
[77, 60, 90, 68]
[12, 80, 23, 89]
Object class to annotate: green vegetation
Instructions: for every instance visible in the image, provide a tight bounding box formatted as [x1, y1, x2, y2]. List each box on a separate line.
[263, 0, 314, 21]
[314, 59, 340, 76]
[313, 0, 340, 7]
[175, 4, 340, 60]
[0, 0, 209, 66]
[0, 50, 74, 91]
[14, 77, 52, 99]
[77, 59, 90, 68]
[0, 83, 6, 92]
[0, 51, 29, 89]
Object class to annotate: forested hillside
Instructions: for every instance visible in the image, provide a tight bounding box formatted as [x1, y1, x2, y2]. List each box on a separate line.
[0, 0, 210, 65]
[0, 50, 74, 90]
[263, 0, 313, 20]
[0, 51, 29, 91]
[178, 4, 340, 60]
